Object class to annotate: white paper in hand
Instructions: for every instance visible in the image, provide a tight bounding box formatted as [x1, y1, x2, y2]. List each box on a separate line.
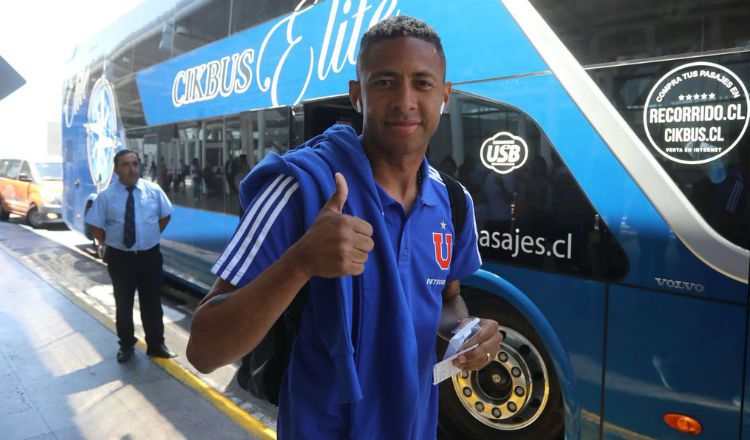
[433, 317, 482, 385]
[443, 317, 481, 360]
[433, 343, 478, 385]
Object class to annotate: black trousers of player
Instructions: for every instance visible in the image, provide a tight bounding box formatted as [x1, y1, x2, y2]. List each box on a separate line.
[106, 245, 165, 349]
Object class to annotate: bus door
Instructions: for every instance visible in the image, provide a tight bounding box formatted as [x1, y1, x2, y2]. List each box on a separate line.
[302, 96, 362, 140]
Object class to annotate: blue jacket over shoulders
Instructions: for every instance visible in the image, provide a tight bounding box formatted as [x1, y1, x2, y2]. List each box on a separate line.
[236, 125, 481, 439]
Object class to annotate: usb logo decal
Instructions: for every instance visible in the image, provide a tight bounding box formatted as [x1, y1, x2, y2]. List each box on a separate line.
[480, 131, 529, 175]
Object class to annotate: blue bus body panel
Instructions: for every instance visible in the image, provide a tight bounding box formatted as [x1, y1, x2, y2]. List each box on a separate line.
[136, 0, 548, 126]
[604, 285, 744, 438]
[477, 262, 606, 435]
[162, 205, 238, 253]
[62, 96, 97, 233]
[458, 75, 747, 303]
[132, 0, 747, 300]
[159, 205, 240, 290]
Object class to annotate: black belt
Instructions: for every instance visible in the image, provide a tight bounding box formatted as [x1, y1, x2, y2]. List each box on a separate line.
[107, 244, 160, 255]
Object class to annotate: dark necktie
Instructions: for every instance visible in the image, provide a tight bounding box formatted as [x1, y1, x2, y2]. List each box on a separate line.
[124, 187, 136, 248]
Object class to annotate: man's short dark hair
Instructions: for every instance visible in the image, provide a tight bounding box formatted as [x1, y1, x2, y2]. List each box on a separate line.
[357, 15, 445, 79]
[114, 149, 140, 167]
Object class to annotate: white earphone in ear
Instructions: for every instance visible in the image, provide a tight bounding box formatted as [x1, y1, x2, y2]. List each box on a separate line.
[439, 102, 445, 114]
[356, 99, 362, 113]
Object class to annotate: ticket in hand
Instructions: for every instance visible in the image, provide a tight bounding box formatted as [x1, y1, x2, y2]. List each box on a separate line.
[433, 343, 478, 385]
[443, 317, 481, 360]
[433, 317, 482, 385]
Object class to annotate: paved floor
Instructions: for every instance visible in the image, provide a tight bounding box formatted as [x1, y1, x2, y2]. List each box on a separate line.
[0, 244, 258, 440]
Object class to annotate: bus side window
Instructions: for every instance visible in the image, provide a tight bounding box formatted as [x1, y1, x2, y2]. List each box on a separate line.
[230, 0, 300, 35]
[429, 92, 628, 281]
[590, 55, 750, 250]
[170, 0, 231, 57]
[531, 0, 750, 65]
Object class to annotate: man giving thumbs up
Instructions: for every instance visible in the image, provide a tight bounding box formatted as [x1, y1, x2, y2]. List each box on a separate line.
[188, 16, 493, 440]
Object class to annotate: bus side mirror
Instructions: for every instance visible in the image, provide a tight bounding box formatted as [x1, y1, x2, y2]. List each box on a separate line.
[18, 173, 32, 182]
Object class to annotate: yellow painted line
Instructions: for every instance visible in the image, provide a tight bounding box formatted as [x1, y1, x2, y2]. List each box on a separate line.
[0, 242, 277, 440]
[65, 279, 277, 440]
[152, 357, 277, 440]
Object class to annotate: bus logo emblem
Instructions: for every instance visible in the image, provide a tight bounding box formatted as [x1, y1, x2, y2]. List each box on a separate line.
[480, 131, 529, 174]
[85, 75, 122, 191]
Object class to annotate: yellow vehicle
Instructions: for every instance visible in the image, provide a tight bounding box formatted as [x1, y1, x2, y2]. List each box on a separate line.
[0, 157, 63, 228]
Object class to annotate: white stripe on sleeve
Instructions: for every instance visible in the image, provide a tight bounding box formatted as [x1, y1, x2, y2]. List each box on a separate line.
[220, 175, 296, 280]
[230, 181, 300, 285]
[212, 174, 287, 275]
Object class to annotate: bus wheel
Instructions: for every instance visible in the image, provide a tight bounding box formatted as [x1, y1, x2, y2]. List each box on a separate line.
[27, 205, 44, 229]
[438, 291, 564, 440]
[0, 199, 9, 221]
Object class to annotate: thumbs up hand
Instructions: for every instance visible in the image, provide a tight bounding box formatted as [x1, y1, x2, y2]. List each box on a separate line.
[292, 173, 374, 279]
[321, 172, 349, 214]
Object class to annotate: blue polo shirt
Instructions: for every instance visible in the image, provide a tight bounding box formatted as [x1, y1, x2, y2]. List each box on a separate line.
[85, 178, 173, 251]
[213, 150, 481, 439]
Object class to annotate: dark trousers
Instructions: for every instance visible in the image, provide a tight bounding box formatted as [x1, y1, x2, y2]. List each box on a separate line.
[106, 245, 165, 349]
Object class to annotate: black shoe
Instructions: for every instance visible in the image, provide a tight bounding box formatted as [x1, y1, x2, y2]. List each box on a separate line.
[117, 346, 134, 363]
[146, 344, 177, 359]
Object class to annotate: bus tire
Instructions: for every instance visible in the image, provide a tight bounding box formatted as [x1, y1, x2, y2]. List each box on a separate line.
[0, 198, 9, 221]
[437, 289, 564, 440]
[27, 205, 44, 229]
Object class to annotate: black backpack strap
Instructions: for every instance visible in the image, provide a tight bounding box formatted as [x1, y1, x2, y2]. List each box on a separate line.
[437, 170, 467, 243]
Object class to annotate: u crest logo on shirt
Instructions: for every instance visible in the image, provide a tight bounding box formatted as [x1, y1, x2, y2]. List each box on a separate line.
[432, 232, 453, 270]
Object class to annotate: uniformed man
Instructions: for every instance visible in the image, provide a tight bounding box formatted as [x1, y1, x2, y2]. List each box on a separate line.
[187, 16, 503, 439]
[86, 150, 176, 363]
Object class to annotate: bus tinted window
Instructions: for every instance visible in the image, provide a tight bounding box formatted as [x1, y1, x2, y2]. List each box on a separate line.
[430, 94, 628, 280]
[590, 53, 750, 248]
[132, 33, 171, 72]
[171, 0, 231, 57]
[106, 46, 133, 81]
[115, 78, 146, 129]
[122, 108, 294, 216]
[230, 0, 301, 35]
[532, 0, 750, 66]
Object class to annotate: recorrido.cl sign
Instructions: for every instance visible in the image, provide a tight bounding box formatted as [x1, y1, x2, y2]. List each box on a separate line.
[643, 61, 749, 165]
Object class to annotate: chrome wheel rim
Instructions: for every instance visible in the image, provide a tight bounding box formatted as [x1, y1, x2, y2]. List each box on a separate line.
[451, 326, 550, 430]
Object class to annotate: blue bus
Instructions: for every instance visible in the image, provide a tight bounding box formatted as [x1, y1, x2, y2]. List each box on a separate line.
[62, 1, 750, 438]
